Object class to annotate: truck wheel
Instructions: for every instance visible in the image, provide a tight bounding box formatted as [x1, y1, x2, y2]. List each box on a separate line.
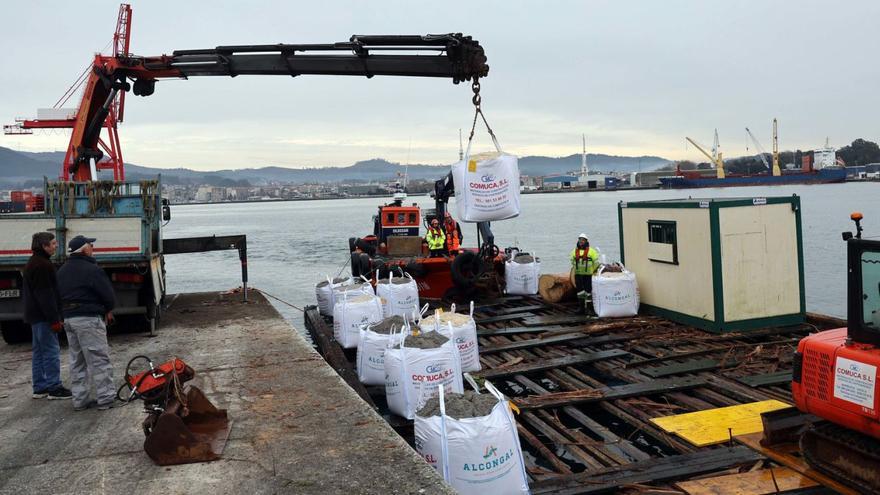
[1, 321, 32, 345]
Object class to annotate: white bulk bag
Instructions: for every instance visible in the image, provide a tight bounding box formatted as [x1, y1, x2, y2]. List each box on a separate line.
[592, 266, 640, 318]
[384, 327, 464, 420]
[418, 303, 481, 372]
[330, 276, 373, 311]
[505, 254, 541, 295]
[316, 276, 350, 316]
[375, 272, 420, 320]
[415, 383, 530, 495]
[333, 293, 383, 349]
[356, 319, 406, 386]
[451, 125, 520, 223]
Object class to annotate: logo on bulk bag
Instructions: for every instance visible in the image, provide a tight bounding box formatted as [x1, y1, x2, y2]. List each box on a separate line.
[462, 446, 515, 472]
[605, 290, 632, 304]
[481, 174, 496, 183]
[425, 363, 443, 373]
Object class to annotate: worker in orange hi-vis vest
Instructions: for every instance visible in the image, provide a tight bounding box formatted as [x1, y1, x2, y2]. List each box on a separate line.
[444, 212, 463, 254]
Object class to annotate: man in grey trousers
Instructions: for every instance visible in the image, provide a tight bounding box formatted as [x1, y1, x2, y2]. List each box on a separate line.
[57, 235, 116, 411]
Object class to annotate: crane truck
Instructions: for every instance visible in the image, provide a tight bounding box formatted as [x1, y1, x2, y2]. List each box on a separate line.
[0, 3, 489, 343]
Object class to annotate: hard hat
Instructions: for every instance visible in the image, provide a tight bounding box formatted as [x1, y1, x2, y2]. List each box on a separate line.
[578, 233, 588, 240]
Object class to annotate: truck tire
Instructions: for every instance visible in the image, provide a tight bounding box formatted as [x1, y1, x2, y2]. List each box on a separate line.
[1, 321, 32, 345]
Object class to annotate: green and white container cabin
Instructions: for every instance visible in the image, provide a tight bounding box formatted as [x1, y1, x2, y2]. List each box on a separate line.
[618, 196, 805, 333]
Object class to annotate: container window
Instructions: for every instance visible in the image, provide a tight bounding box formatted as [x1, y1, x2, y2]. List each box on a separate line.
[408, 213, 417, 224]
[648, 220, 678, 264]
[386, 213, 394, 224]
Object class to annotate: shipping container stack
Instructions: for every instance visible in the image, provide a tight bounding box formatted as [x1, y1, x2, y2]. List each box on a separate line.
[0, 191, 45, 213]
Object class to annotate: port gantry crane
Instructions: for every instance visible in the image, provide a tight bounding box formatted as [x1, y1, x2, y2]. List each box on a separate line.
[745, 119, 782, 177]
[685, 129, 725, 179]
[3, 3, 490, 182]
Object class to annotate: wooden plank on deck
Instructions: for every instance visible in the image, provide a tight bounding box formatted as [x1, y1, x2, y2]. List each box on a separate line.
[522, 314, 596, 327]
[736, 371, 792, 388]
[529, 446, 762, 495]
[477, 312, 534, 324]
[642, 358, 723, 378]
[735, 433, 860, 495]
[674, 466, 818, 495]
[515, 376, 708, 410]
[474, 349, 628, 380]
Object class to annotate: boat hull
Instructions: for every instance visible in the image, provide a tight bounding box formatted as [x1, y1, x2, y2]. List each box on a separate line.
[659, 168, 847, 188]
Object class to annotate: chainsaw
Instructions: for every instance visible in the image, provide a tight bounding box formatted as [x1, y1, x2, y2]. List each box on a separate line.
[120, 356, 232, 466]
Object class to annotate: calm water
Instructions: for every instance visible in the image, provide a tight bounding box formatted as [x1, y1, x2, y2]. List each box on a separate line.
[163, 182, 879, 330]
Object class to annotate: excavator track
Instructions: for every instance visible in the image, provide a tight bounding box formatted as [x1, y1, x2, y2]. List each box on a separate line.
[800, 421, 880, 495]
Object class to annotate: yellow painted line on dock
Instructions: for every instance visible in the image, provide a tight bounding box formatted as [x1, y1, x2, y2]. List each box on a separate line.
[650, 400, 790, 447]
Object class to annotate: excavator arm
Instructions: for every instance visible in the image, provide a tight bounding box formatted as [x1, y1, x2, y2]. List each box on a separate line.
[68, 34, 489, 180]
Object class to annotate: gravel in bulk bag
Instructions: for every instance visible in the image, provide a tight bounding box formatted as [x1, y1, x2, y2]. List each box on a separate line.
[330, 275, 373, 311]
[592, 265, 640, 318]
[505, 253, 540, 295]
[356, 315, 406, 385]
[316, 276, 350, 316]
[414, 383, 530, 495]
[418, 303, 480, 372]
[384, 328, 464, 420]
[375, 272, 420, 320]
[332, 293, 383, 349]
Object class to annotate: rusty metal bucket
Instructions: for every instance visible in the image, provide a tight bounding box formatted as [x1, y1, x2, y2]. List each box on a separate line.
[143, 386, 232, 466]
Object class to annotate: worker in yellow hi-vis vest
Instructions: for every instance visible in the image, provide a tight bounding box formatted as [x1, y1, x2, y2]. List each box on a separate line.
[570, 233, 600, 314]
[425, 218, 447, 258]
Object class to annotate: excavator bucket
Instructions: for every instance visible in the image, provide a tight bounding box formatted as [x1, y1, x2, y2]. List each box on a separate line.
[143, 386, 232, 466]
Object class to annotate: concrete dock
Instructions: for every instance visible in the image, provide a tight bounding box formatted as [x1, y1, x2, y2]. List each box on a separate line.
[0, 291, 453, 495]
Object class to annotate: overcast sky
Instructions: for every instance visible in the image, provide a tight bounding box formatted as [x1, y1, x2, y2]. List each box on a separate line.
[1, 1, 878, 170]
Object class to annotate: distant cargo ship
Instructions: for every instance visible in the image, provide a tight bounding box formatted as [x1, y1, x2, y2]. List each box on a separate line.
[660, 141, 847, 189]
[659, 167, 847, 188]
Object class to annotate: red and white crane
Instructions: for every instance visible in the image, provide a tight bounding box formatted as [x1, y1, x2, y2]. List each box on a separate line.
[4, 3, 489, 182]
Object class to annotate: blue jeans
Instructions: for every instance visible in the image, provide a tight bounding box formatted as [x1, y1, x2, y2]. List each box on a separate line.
[31, 321, 62, 393]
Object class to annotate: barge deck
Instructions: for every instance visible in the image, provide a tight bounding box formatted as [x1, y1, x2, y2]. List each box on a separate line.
[305, 294, 850, 494]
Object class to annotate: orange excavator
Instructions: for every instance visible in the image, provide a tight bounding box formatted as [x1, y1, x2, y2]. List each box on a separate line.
[791, 212, 880, 492]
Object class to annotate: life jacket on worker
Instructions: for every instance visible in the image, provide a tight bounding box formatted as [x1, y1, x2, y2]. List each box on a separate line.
[570, 245, 599, 275]
[444, 214, 462, 252]
[426, 226, 446, 250]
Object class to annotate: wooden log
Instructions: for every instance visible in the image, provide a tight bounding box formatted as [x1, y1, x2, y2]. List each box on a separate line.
[538, 272, 576, 303]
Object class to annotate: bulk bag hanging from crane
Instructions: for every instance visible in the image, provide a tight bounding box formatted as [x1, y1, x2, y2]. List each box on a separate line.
[451, 90, 520, 223]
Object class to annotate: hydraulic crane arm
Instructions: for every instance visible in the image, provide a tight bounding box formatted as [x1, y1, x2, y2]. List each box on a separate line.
[68, 34, 489, 181]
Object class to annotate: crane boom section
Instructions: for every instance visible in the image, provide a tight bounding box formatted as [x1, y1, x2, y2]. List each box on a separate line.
[685, 136, 725, 179]
[745, 127, 771, 170]
[65, 34, 489, 181]
[685, 137, 716, 163]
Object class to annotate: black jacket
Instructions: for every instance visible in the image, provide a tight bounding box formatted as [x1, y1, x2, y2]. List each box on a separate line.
[57, 255, 115, 318]
[22, 250, 63, 324]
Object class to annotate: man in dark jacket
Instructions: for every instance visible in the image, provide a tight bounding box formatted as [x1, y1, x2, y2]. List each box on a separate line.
[57, 235, 116, 411]
[22, 232, 72, 400]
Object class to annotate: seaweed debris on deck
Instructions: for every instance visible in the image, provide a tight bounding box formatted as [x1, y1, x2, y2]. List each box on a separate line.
[304, 295, 844, 493]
